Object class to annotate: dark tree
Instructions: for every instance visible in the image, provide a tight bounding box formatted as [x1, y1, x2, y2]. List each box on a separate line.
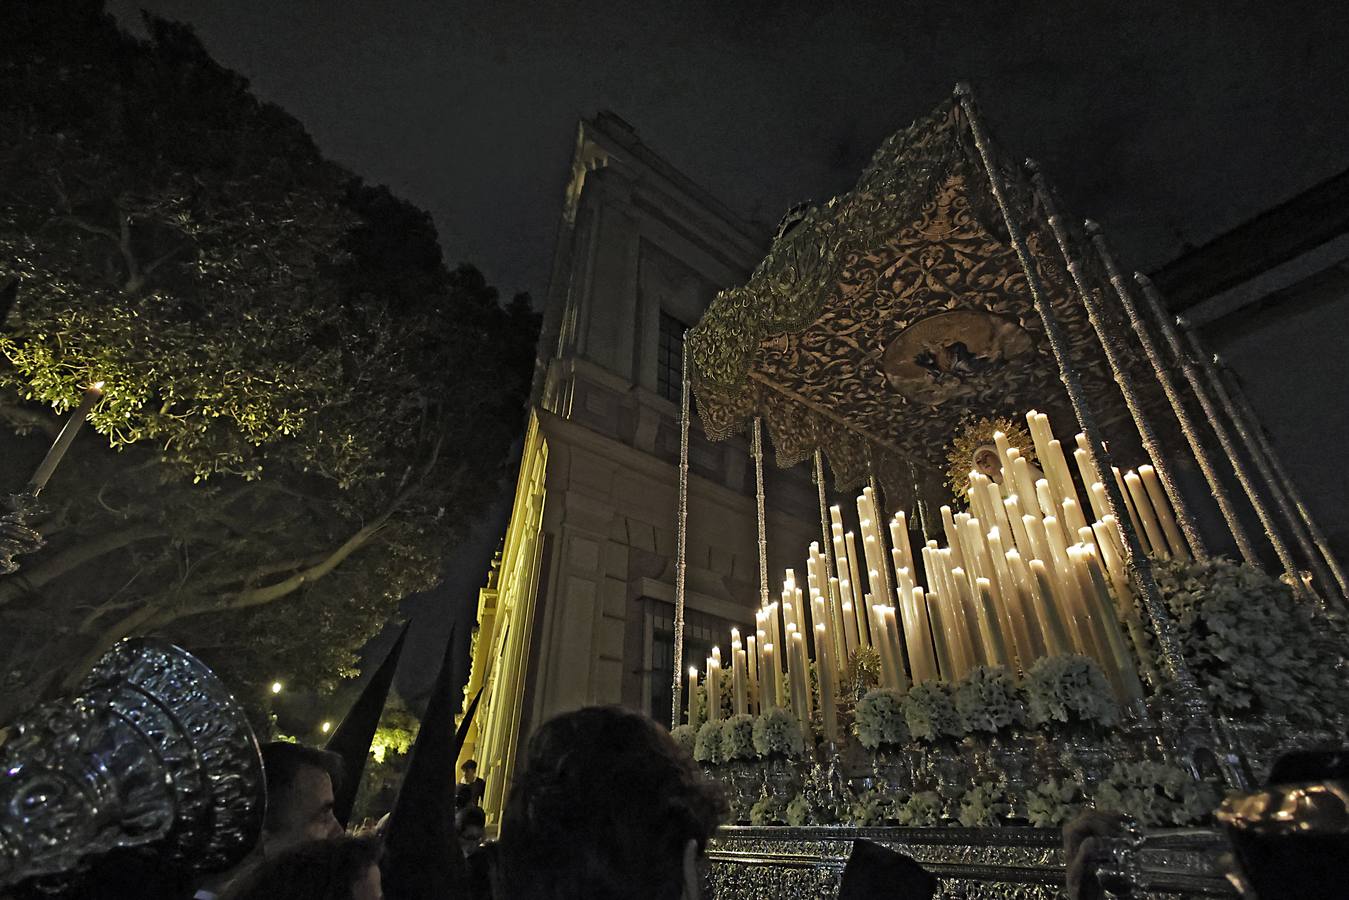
[0, 4, 538, 718]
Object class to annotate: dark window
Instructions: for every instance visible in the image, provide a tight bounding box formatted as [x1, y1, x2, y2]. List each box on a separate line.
[657, 311, 686, 402]
[649, 600, 748, 728]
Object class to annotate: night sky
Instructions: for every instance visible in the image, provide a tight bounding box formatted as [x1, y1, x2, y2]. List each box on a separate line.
[106, 0, 1349, 697]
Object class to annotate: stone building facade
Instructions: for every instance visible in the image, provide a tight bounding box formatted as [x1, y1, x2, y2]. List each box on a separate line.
[459, 113, 819, 825]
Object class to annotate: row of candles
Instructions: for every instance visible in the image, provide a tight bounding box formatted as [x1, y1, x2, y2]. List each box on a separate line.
[685, 409, 1189, 740]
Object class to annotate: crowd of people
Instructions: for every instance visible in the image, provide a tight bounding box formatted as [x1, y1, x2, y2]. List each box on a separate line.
[32, 702, 1342, 899]
[66, 704, 937, 900]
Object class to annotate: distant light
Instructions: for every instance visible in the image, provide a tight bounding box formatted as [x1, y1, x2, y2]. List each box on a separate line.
[270, 681, 283, 694]
[320, 720, 332, 734]
[91, 380, 106, 391]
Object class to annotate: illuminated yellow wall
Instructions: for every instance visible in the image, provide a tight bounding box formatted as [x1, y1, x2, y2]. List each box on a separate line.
[460, 413, 550, 826]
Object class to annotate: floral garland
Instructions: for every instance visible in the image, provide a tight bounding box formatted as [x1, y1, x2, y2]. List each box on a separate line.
[693, 720, 723, 764]
[1025, 778, 1082, 828]
[957, 781, 1010, 828]
[752, 706, 806, 758]
[896, 791, 944, 826]
[1139, 556, 1347, 726]
[953, 666, 1026, 733]
[853, 687, 911, 749]
[670, 723, 697, 757]
[720, 714, 757, 762]
[1024, 653, 1120, 728]
[1093, 760, 1218, 827]
[903, 681, 964, 742]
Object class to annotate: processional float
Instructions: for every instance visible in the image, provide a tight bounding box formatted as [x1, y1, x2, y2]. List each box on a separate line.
[670, 84, 1347, 898]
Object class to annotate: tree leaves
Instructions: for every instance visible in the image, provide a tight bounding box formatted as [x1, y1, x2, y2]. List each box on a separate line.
[0, 7, 539, 715]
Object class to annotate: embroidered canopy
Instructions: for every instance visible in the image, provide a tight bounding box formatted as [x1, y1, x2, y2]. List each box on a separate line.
[687, 93, 1131, 506]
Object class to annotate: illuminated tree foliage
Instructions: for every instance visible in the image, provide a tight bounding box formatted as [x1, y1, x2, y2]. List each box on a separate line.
[0, 5, 538, 718]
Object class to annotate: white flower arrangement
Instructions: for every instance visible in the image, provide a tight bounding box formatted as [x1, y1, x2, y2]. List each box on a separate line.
[752, 706, 805, 758]
[1026, 777, 1081, 828]
[1144, 556, 1347, 725]
[953, 666, 1026, 733]
[693, 719, 723, 764]
[849, 787, 898, 826]
[895, 790, 944, 826]
[903, 681, 965, 742]
[750, 792, 789, 825]
[1025, 653, 1120, 729]
[957, 781, 1010, 827]
[853, 687, 911, 749]
[785, 792, 813, 826]
[670, 723, 697, 757]
[1093, 759, 1217, 827]
[719, 713, 757, 762]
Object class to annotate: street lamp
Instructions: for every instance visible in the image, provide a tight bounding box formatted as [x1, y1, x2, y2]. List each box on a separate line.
[270, 681, 283, 695]
[320, 720, 332, 734]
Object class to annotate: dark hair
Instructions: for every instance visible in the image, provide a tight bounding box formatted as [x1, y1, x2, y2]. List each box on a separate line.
[496, 705, 726, 900]
[221, 836, 380, 900]
[457, 805, 487, 832]
[462, 759, 478, 770]
[261, 742, 343, 834]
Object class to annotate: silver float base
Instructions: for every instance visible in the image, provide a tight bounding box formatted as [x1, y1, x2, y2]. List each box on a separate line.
[706, 825, 1234, 898]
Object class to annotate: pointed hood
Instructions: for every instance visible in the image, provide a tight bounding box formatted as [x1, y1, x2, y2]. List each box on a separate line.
[381, 623, 470, 900]
[325, 620, 410, 827]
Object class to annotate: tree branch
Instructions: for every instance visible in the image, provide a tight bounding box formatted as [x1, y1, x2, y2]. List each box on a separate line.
[0, 526, 166, 606]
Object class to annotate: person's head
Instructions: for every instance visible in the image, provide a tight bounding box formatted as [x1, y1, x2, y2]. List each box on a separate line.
[461, 759, 478, 781]
[261, 742, 344, 853]
[972, 445, 1003, 483]
[222, 836, 382, 900]
[456, 805, 487, 855]
[497, 705, 726, 900]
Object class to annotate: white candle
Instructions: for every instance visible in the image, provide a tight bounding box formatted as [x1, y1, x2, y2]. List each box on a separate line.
[1138, 465, 1188, 558]
[761, 643, 779, 708]
[949, 568, 988, 670]
[988, 529, 1036, 669]
[1065, 546, 1115, 674]
[974, 577, 1012, 668]
[746, 634, 760, 715]
[730, 631, 747, 716]
[790, 630, 812, 731]
[1062, 498, 1090, 540]
[688, 667, 700, 726]
[986, 479, 1014, 538]
[28, 381, 104, 492]
[1027, 557, 1073, 656]
[993, 430, 1014, 480]
[1005, 495, 1034, 556]
[1023, 514, 1052, 566]
[844, 531, 870, 646]
[1043, 516, 1092, 655]
[925, 592, 957, 680]
[707, 653, 721, 722]
[1076, 449, 1107, 520]
[1080, 544, 1147, 703]
[901, 585, 935, 683]
[1010, 452, 1042, 514]
[815, 623, 839, 741]
[890, 511, 915, 573]
[881, 605, 910, 691]
[1124, 471, 1169, 558]
[1036, 478, 1058, 519]
[1045, 438, 1079, 508]
[1113, 467, 1150, 554]
[1001, 551, 1047, 666]
[941, 505, 967, 570]
[1026, 409, 1053, 464]
[840, 596, 859, 658]
[868, 601, 896, 689]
